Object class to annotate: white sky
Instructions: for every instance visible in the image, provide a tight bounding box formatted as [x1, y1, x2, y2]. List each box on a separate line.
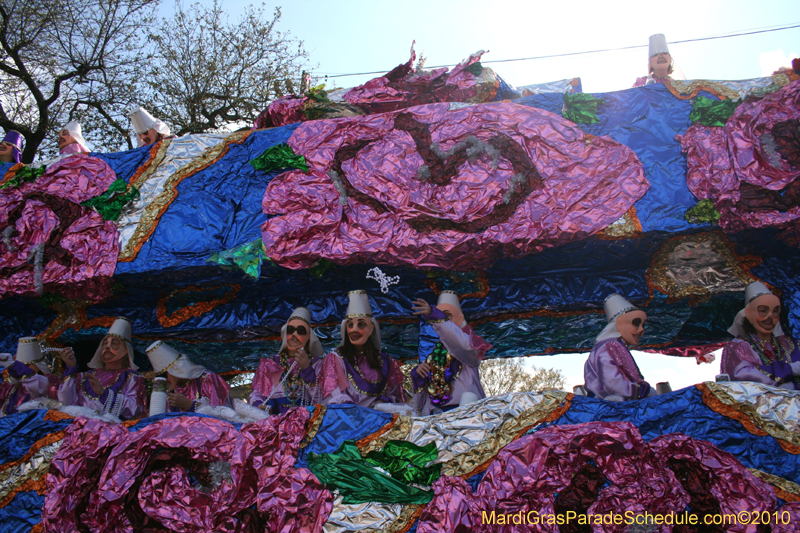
[182, 0, 796, 390]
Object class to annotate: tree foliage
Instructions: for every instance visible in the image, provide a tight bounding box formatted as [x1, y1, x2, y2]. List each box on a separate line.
[0, 0, 310, 161]
[0, 0, 158, 160]
[480, 358, 567, 396]
[144, 1, 309, 137]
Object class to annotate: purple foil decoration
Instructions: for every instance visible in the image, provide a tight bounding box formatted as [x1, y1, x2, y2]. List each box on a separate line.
[262, 101, 648, 271]
[44, 408, 332, 533]
[417, 421, 785, 533]
[678, 80, 800, 235]
[343, 49, 494, 114]
[0, 154, 118, 300]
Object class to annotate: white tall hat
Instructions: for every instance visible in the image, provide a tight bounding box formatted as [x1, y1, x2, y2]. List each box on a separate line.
[16, 337, 49, 375]
[145, 341, 205, 380]
[89, 317, 138, 370]
[437, 291, 462, 312]
[648, 34, 669, 58]
[728, 281, 784, 337]
[596, 294, 639, 343]
[281, 307, 325, 358]
[63, 120, 91, 152]
[128, 105, 158, 134]
[340, 290, 382, 350]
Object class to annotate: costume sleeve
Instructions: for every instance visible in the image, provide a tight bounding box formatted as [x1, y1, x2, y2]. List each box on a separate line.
[379, 357, 407, 404]
[58, 373, 104, 411]
[318, 352, 351, 404]
[632, 76, 647, 88]
[429, 314, 480, 368]
[7, 362, 53, 400]
[721, 339, 788, 387]
[199, 372, 232, 408]
[110, 373, 146, 420]
[249, 356, 283, 408]
[585, 341, 651, 401]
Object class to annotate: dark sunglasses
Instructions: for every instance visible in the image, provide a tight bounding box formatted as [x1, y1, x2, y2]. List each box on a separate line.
[286, 325, 308, 336]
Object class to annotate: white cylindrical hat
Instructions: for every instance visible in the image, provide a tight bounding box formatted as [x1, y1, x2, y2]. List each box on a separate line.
[596, 294, 639, 343]
[145, 340, 205, 380]
[280, 307, 325, 358]
[89, 317, 137, 370]
[728, 281, 785, 338]
[128, 105, 158, 134]
[16, 337, 49, 375]
[63, 120, 91, 152]
[648, 34, 669, 58]
[340, 290, 382, 350]
[437, 291, 462, 312]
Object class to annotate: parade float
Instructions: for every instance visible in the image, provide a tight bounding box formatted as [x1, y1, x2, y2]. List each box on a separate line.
[1, 48, 799, 532]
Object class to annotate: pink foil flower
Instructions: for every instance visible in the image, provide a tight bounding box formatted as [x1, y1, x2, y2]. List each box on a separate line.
[262, 101, 649, 271]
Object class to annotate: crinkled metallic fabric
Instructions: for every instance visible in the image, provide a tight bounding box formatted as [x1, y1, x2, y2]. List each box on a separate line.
[117, 132, 231, 261]
[418, 421, 784, 533]
[669, 72, 795, 100]
[0, 154, 118, 300]
[322, 495, 403, 533]
[44, 409, 332, 532]
[705, 381, 800, 441]
[262, 101, 648, 270]
[677, 80, 800, 234]
[406, 391, 568, 476]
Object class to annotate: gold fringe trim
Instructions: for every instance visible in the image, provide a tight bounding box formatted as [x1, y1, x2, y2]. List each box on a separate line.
[747, 468, 800, 502]
[442, 391, 572, 478]
[118, 130, 252, 262]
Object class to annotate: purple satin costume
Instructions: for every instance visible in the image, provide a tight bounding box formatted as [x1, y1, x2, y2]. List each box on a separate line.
[721, 335, 800, 390]
[58, 367, 146, 420]
[411, 306, 490, 409]
[249, 354, 325, 413]
[584, 337, 653, 400]
[168, 370, 233, 412]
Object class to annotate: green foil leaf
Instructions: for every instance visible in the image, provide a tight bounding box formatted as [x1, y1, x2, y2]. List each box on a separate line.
[81, 178, 140, 221]
[689, 96, 741, 127]
[249, 143, 309, 173]
[306, 441, 433, 505]
[206, 238, 268, 278]
[685, 199, 721, 225]
[562, 93, 605, 124]
[364, 440, 442, 486]
[0, 165, 45, 189]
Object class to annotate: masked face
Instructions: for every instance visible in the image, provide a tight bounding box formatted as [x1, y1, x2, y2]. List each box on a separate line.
[744, 294, 781, 338]
[346, 317, 374, 347]
[649, 52, 672, 79]
[437, 303, 465, 328]
[138, 127, 161, 146]
[0, 142, 16, 163]
[101, 335, 129, 369]
[616, 310, 647, 346]
[285, 318, 310, 352]
[57, 129, 77, 150]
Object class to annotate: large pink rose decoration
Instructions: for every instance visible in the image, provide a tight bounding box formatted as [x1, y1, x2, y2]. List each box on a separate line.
[678, 80, 800, 234]
[262, 101, 649, 270]
[0, 154, 118, 300]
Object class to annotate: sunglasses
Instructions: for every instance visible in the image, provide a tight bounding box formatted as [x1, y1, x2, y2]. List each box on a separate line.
[286, 325, 308, 336]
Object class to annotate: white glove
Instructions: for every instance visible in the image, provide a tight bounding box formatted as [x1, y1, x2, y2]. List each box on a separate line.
[790, 361, 800, 376]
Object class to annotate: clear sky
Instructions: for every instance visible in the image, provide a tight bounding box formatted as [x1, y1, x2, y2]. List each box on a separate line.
[170, 0, 797, 391]
[199, 0, 800, 93]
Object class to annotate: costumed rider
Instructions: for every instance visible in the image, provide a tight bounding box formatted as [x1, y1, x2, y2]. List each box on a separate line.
[146, 341, 232, 412]
[58, 317, 146, 420]
[410, 291, 491, 414]
[322, 290, 407, 408]
[0, 338, 76, 416]
[0, 130, 24, 164]
[632, 33, 683, 87]
[249, 307, 329, 414]
[584, 294, 656, 401]
[128, 105, 172, 147]
[721, 281, 800, 389]
[56, 121, 91, 158]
